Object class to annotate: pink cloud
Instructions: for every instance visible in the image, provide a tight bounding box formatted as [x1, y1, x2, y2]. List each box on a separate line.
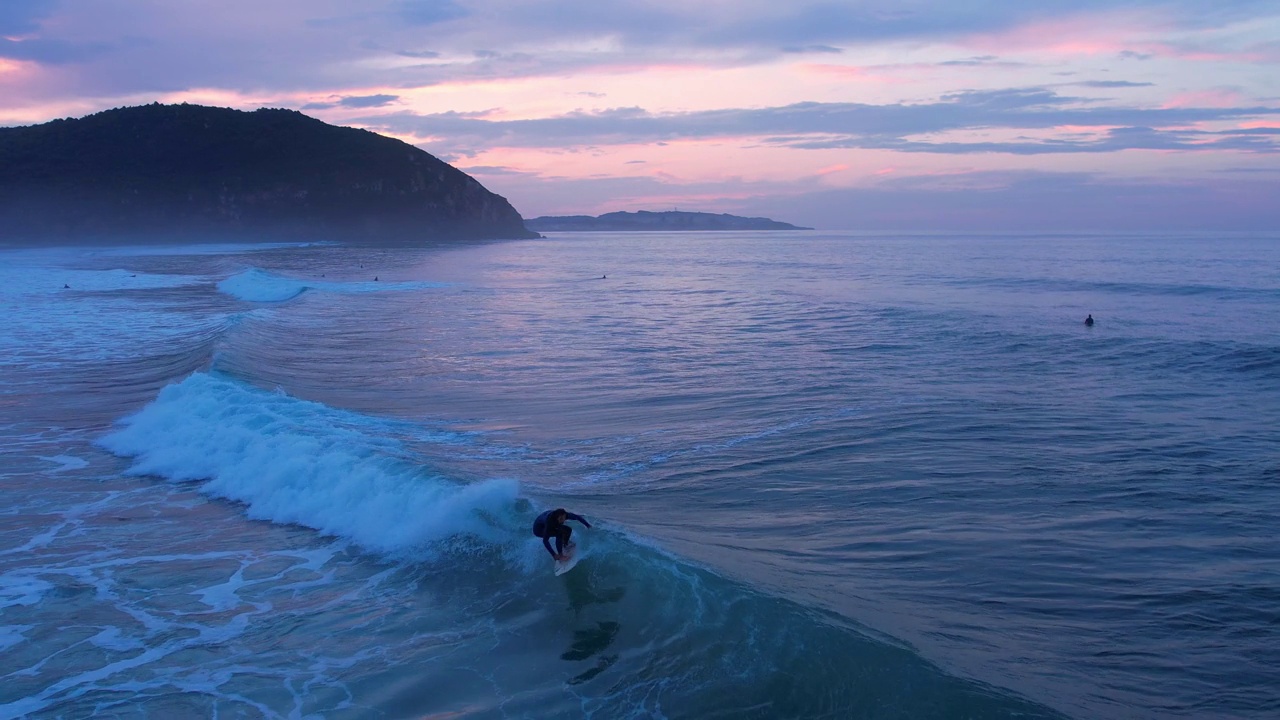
[797, 64, 870, 79]
[961, 13, 1150, 57]
[1152, 42, 1280, 64]
[614, 189, 763, 209]
[1160, 89, 1246, 109]
[0, 57, 31, 75]
[962, 13, 1280, 66]
[794, 63, 914, 86]
[1053, 124, 1123, 134]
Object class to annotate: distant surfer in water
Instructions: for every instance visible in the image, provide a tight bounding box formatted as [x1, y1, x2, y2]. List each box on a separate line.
[533, 508, 591, 561]
[1085, 314, 1095, 326]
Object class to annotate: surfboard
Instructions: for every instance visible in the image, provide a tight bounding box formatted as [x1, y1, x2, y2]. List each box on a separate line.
[554, 543, 580, 576]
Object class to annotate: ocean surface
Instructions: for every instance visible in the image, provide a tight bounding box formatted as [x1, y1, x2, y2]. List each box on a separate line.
[1, 231, 1277, 719]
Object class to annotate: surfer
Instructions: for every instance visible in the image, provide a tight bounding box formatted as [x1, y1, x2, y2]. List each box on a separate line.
[1085, 314, 1095, 326]
[533, 508, 592, 561]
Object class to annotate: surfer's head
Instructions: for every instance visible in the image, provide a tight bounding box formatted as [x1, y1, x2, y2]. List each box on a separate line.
[553, 509, 567, 523]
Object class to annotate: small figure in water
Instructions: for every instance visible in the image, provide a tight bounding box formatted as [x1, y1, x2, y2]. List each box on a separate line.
[1084, 314, 1094, 327]
[532, 508, 592, 560]
[374, 276, 378, 281]
[602, 274, 606, 279]
[63, 283, 70, 289]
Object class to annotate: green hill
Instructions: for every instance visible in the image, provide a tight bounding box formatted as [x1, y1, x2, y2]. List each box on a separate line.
[0, 103, 537, 244]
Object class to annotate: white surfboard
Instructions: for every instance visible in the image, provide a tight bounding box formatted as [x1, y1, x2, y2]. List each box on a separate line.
[554, 543, 581, 576]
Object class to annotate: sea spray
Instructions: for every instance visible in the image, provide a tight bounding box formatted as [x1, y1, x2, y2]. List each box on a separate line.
[99, 372, 521, 558]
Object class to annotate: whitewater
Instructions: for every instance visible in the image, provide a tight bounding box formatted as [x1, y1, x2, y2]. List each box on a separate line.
[1, 232, 1277, 719]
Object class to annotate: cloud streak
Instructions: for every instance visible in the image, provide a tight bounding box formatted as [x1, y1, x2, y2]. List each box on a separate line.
[303, 93, 401, 110]
[358, 87, 1280, 155]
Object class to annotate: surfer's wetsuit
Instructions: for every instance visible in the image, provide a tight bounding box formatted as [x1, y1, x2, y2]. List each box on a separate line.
[532, 509, 591, 558]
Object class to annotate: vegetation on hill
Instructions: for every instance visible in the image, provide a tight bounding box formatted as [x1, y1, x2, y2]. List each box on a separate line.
[0, 103, 536, 244]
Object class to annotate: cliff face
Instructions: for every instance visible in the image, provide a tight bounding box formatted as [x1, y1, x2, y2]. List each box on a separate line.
[525, 211, 811, 232]
[0, 103, 537, 244]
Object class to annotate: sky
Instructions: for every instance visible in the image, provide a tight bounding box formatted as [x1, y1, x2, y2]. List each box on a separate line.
[2, 0, 1278, 230]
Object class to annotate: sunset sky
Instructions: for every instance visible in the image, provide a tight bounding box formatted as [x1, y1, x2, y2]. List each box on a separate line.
[2, 0, 1278, 230]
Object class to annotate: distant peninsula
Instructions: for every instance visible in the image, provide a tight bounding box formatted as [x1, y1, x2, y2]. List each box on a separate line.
[0, 103, 537, 245]
[525, 211, 812, 232]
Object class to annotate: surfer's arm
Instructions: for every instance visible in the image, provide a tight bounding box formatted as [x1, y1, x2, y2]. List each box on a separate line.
[566, 512, 591, 529]
[542, 535, 558, 558]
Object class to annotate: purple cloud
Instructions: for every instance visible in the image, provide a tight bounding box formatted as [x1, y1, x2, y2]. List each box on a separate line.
[353, 88, 1280, 156]
[304, 94, 401, 110]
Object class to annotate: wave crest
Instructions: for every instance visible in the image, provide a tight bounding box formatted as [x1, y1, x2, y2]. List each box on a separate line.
[98, 372, 519, 557]
[216, 268, 446, 303]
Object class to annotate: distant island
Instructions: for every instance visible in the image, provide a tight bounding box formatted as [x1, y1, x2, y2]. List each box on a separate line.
[525, 211, 812, 232]
[0, 103, 537, 245]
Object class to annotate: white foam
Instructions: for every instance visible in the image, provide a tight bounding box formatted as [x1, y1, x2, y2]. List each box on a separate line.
[0, 605, 265, 719]
[87, 626, 146, 653]
[37, 454, 89, 473]
[0, 521, 69, 557]
[216, 268, 447, 303]
[0, 261, 203, 298]
[216, 268, 310, 302]
[0, 572, 53, 609]
[98, 372, 520, 558]
[0, 625, 33, 652]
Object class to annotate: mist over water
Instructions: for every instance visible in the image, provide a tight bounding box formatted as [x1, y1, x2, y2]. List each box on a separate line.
[2, 232, 1277, 719]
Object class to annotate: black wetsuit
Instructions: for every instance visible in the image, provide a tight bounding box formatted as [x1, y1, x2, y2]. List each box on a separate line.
[532, 510, 591, 558]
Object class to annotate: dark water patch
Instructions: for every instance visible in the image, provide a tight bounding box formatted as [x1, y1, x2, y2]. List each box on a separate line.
[928, 274, 1280, 301]
[1219, 344, 1280, 377]
[408, 541, 1069, 720]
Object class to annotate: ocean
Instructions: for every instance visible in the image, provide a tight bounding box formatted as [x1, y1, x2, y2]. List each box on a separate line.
[1, 231, 1277, 719]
